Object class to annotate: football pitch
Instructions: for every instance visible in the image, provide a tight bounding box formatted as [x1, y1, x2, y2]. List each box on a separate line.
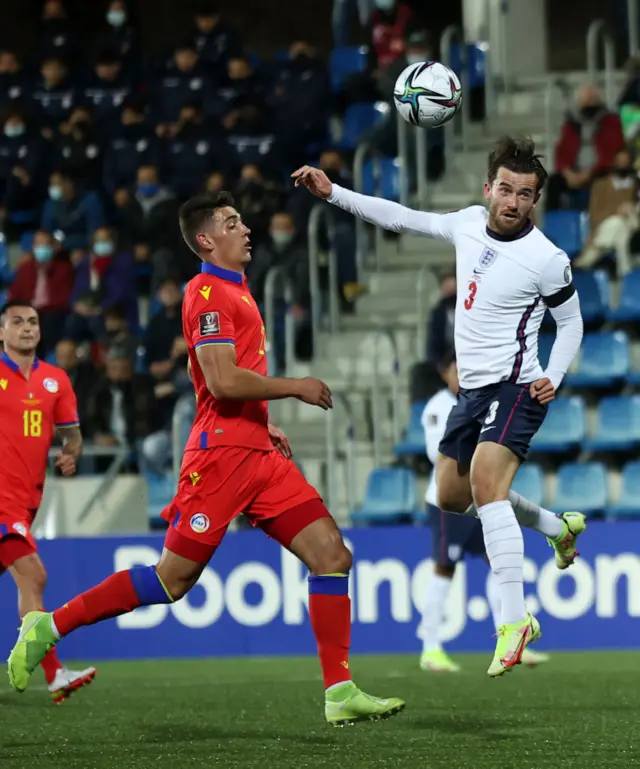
[2, 652, 639, 769]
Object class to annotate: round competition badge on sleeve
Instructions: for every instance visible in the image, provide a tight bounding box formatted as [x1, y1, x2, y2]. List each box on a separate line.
[190, 513, 210, 534]
[43, 377, 59, 393]
[564, 265, 572, 284]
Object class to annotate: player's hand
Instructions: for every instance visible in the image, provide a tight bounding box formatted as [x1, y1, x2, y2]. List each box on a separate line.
[55, 451, 77, 477]
[530, 377, 555, 405]
[294, 377, 333, 410]
[268, 423, 292, 459]
[291, 166, 333, 199]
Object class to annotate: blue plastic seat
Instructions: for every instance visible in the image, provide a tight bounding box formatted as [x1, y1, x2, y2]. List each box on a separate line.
[553, 462, 608, 516]
[145, 472, 175, 527]
[565, 331, 630, 388]
[329, 46, 368, 92]
[511, 463, 545, 506]
[607, 269, 640, 322]
[361, 157, 400, 201]
[542, 211, 586, 257]
[393, 401, 427, 457]
[584, 396, 640, 452]
[339, 102, 385, 149]
[537, 333, 554, 369]
[573, 270, 608, 323]
[351, 467, 417, 525]
[529, 397, 586, 454]
[607, 461, 640, 517]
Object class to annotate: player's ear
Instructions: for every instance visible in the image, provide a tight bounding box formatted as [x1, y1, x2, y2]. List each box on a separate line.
[483, 181, 491, 201]
[196, 231, 214, 251]
[532, 191, 541, 208]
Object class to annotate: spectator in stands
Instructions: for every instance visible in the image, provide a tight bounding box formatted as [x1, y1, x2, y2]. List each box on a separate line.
[204, 170, 227, 194]
[191, 1, 241, 75]
[206, 55, 263, 120]
[575, 149, 638, 275]
[83, 50, 132, 137]
[8, 230, 74, 356]
[100, 303, 138, 362]
[31, 55, 76, 134]
[225, 104, 281, 178]
[233, 164, 287, 249]
[0, 50, 27, 110]
[152, 41, 211, 123]
[103, 96, 160, 197]
[0, 108, 46, 224]
[158, 102, 228, 198]
[95, 0, 138, 79]
[37, 0, 77, 66]
[426, 273, 456, 365]
[86, 346, 157, 469]
[546, 84, 625, 211]
[53, 106, 103, 190]
[41, 170, 104, 252]
[54, 338, 95, 426]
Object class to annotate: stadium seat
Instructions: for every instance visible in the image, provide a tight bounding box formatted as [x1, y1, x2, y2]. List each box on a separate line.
[564, 331, 630, 388]
[537, 333, 554, 369]
[393, 401, 427, 457]
[351, 466, 417, 525]
[511, 463, 545, 507]
[607, 269, 640, 323]
[329, 46, 368, 92]
[146, 472, 175, 527]
[361, 157, 400, 201]
[553, 462, 608, 516]
[573, 270, 608, 324]
[607, 461, 640, 517]
[529, 397, 586, 454]
[584, 396, 640, 452]
[542, 211, 585, 257]
[339, 102, 386, 149]
[449, 43, 486, 88]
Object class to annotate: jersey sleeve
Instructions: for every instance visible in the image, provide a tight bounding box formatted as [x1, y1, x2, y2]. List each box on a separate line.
[187, 286, 236, 351]
[538, 251, 576, 307]
[328, 184, 462, 242]
[54, 372, 80, 428]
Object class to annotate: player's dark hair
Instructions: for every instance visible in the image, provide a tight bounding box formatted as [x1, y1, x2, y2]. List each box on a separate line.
[487, 136, 548, 192]
[0, 300, 38, 325]
[178, 191, 235, 255]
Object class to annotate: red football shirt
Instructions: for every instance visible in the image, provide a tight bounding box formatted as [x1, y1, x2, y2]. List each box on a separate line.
[0, 352, 79, 512]
[183, 262, 273, 452]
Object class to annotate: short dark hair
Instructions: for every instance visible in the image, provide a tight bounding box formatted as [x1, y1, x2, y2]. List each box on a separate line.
[178, 191, 235, 255]
[0, 300, 37, 324]
[487, 136, 548, 192]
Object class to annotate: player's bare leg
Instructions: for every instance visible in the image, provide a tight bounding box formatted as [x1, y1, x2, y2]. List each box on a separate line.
[470, 443, 540, 676]
[5, 544, 96, 702]
[287, 515, 405, 726]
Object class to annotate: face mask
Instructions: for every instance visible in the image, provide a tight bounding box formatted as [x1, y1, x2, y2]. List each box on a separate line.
[407, 53, 426, 65]
[48, 185, 63, 201]
[375, 0, 395, 10]
[107, 9, 126, 26]
[272, 231, 294, 249]
[616, 167, 634, 178]
[4, 124, 24, 138]
[138, 183, 159, 197]
[580, 105, 601, 120]
[33, 245, 53, 263]
[93, 240, 114, 256]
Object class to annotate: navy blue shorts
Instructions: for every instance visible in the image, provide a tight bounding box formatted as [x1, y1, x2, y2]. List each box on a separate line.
[438, 381, 547, 468]
[428, 504, 485, 567]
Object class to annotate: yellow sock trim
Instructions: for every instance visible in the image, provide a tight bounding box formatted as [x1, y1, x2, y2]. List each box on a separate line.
[319, 572, 348, 578]
[156, 572, 175, 603]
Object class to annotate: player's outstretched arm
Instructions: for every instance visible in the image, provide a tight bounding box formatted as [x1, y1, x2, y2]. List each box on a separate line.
[291, 165, 455, 241]
[196, 344, 333, 409]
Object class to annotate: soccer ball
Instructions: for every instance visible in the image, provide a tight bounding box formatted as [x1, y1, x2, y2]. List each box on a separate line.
[393, 61, 462, 128]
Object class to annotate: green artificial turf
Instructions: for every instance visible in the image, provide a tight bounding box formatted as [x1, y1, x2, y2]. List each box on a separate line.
[2, 652, 640, 769]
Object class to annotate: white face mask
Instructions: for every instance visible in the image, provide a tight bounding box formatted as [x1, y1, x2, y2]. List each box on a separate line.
[406, 53, 427, 65]
[271, 231, 294, 249]
[107, 9, 126, 27]
[375, 0, 395, 10]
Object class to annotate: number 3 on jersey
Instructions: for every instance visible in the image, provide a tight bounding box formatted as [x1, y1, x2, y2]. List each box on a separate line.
[23, 409, 43, 437]
[465, 281, 477, 310]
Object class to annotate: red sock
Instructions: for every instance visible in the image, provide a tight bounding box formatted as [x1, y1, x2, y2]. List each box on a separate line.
[40, 648, 63, 685]
[53, 570, 141, 637]
[308, 575, 352, 689]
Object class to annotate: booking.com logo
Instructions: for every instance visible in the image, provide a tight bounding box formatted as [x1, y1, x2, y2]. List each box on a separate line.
[113, 541, 640, 634]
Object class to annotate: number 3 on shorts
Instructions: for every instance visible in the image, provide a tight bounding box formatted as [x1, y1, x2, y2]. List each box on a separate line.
[484, 400, 499, 425]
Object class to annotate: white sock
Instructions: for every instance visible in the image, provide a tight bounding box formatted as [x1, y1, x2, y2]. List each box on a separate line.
[50, 615, 61, 640]
[476, 501, 526, 625]
[417, 569, 452, 652]
[486, 570, 502, 630]
[508, 490, 563, 538]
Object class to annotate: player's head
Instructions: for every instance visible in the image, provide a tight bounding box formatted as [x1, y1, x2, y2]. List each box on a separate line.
[55, 338, 78, 370]
[485, 136, 547, 236]
[0, 301, 40, 355]
[437, 351, 458, 396]
[179, 192, 251, 270]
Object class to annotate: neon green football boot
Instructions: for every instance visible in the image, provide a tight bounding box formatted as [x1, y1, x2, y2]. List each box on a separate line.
[8, 611, 57, 693]
[548, 512, 587, 570]
[487, 614, 541, 678]
[420, 649, 461, 673]
[325, 681, 406, 726]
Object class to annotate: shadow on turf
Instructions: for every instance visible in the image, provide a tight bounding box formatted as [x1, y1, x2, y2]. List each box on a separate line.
[140, 724, 334, 746]
[412, 713, 517, 740]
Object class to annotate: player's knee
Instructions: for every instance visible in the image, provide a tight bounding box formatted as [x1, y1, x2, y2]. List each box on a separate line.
[470, 476, 504, 508]
[436, 487, 469, 514]
[310, 544, 352, 576]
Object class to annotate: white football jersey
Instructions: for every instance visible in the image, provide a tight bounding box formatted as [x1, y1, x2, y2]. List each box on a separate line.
[421, 388, 457, 506]
[327, 187, 579, 391]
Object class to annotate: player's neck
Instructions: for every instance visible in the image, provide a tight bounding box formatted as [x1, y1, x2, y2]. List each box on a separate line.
[201, 258, 245, 278]
[486, 216, 532, 241]
[3, 348, 36, 378]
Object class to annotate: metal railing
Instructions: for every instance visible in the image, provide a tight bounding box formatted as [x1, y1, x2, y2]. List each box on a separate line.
[628, 0, 639, 58]
[396, 111, 429, 210]
[308, 204, 340, 355]
[439, 25, 470, 171]
[586, 20, 616, 108]
[353, 140, 388, 273]
[264, 265, 296, 375]
[544, 79, 570, 171]
[370, 328, 401, 466]
[325, 391, 357, 517]
[415, 265, 440, 360]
